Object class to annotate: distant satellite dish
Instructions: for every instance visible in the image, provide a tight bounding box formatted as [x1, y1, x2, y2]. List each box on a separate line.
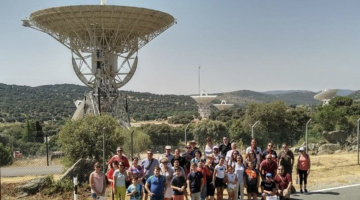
[314, 89, 338, 105]
[100, 0, 107, 5]
[213, 100, 234, 110]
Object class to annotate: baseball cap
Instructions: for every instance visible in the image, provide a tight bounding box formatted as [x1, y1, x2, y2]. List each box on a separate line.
[266, 173, 272, 178]
[116, 147, 123, 151]
[299, 147, 305, 151]
[213, 145, 219, 149]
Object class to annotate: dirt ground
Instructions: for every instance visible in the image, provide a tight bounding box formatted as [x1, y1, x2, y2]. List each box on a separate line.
[1, 152, 360, 199]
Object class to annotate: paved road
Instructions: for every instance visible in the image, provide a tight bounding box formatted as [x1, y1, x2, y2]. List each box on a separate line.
[1, 165, 63, 177]
[290, 184, 360, 200]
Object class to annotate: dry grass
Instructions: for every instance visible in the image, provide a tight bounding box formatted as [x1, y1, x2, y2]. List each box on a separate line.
[8, 157, 62, 168]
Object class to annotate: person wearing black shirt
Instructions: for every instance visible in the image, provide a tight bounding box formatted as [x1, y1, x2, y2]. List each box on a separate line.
[261, 173, 276, 200]
[218, 137, 231, 157]
[171, 167, 186, 200]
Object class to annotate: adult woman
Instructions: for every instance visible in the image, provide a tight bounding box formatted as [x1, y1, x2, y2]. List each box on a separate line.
[128, 157, 143, 178]
[227, 150, 240, 169]
[108, 160, 119, 200]
[90, 162, 106, 199]
[212, 146, 220, 165]
[191, 150, 202, 166]
[113, 161, 130, 200]
[160, 158, 174, 200]
[297, 147, 311, 193]
[235, 155, 245, 200]
[245, 150, 259, 170]
[205, 155, 215, 200]
[204, 137, 214, 159]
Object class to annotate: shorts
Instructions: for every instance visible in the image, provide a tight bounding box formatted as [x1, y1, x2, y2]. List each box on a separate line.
[227, 187, 235, 193]
[215, 177, 225, 188]
[246, 184, 258, 194]
[173, 195, 184, 200]
[206, 182, 215, 196]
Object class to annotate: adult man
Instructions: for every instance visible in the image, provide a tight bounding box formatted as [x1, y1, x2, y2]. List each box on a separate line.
[219, 137, 231, 157]
[245, 139, 262, 164]
[261, 173, 276, 200]
[274, 165, 292, 200]
[260, 155, 278, 180]
[141, 150, 160, 200]
[278, 143, 294, 176]
[262, 142, 278, 161]
[182, 144, 193, 174]
[171, 148, 187, 170]
[189, 140, 199, 157]
[225, 142, 241, 163]
[108, 146, 130, 170]
[159, 146, 174, 168]
[145, 166, 166, 200]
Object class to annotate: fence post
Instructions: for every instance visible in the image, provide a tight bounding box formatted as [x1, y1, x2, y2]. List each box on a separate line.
[131, 130, 134, 160]
[73, 177, 78, 200]
[46, 133, 49, 166]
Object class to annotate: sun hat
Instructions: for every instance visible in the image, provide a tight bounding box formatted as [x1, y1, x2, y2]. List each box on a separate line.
[213, 145, 219, 149]
[165, 146, 172, 150]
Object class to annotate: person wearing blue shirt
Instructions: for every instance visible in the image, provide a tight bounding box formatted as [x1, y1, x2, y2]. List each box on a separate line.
[127, 177, 143, 200]
[145, 166, 166, 200]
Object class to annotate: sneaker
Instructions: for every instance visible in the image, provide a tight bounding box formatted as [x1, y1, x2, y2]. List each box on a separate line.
[300, 189, 303, 193]
[305, 189, 308, 193]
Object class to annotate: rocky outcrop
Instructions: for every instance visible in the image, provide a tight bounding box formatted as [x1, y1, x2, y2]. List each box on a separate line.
[15, 177, 50, 196]
[318, 144, 341, 155]
[60, 158, 97, 183]
[322, 131, 347, 144]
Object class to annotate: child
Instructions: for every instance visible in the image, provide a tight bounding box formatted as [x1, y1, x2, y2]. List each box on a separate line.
[187, 163, 204, 200]
[244, 161, 260, 200]
[171, 167, 186, 200]
[127, 177, 142, 200]
[213, 156, 226, 200]
[261, 173, 276, 200]
[224, 165, 237, 200]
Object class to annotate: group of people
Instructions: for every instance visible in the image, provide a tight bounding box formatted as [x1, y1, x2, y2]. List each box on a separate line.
[89, 137, 311, 200]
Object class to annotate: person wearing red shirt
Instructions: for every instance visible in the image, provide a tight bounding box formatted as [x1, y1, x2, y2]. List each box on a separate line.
[108, 147, 130, 170]
[198, 160, 211, 200]
[260, 154, 277, 180]
[274, 165, 292, 200]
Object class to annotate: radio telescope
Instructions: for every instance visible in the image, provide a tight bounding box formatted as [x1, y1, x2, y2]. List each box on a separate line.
[314, 89, 338, 105]
[191, 91, 217, 119]
[22, 3, 176, 126]
[213, 100, 234, 110]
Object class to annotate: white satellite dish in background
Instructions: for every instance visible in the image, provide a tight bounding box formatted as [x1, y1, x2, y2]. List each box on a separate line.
[314, 89, 339, 106]
[100, 0, 107, 5]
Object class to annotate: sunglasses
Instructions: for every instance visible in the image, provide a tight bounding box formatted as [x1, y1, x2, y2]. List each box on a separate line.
[147, 153, 153, 155]
[95, 166, 101, 168]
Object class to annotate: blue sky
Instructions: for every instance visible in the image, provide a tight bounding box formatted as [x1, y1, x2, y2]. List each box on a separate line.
[1, 0, 360, 95]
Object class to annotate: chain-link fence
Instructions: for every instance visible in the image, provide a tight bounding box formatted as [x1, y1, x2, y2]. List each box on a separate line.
[1, 135, 63, 177]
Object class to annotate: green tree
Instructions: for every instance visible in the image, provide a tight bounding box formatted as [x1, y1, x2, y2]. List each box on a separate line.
[22, 120, 36, 142]
[57, 115, 126, 167]
[121, 129, 152, 159]
[0, 143, 12, 166]
[191, 120, 228, 147]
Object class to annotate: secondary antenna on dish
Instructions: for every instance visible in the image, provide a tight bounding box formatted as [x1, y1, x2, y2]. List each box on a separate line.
[314, 89, 338, 106]
[191, 91, 217, 119]
[213, 100, 234, 110]
[23, 4, 176, 127]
